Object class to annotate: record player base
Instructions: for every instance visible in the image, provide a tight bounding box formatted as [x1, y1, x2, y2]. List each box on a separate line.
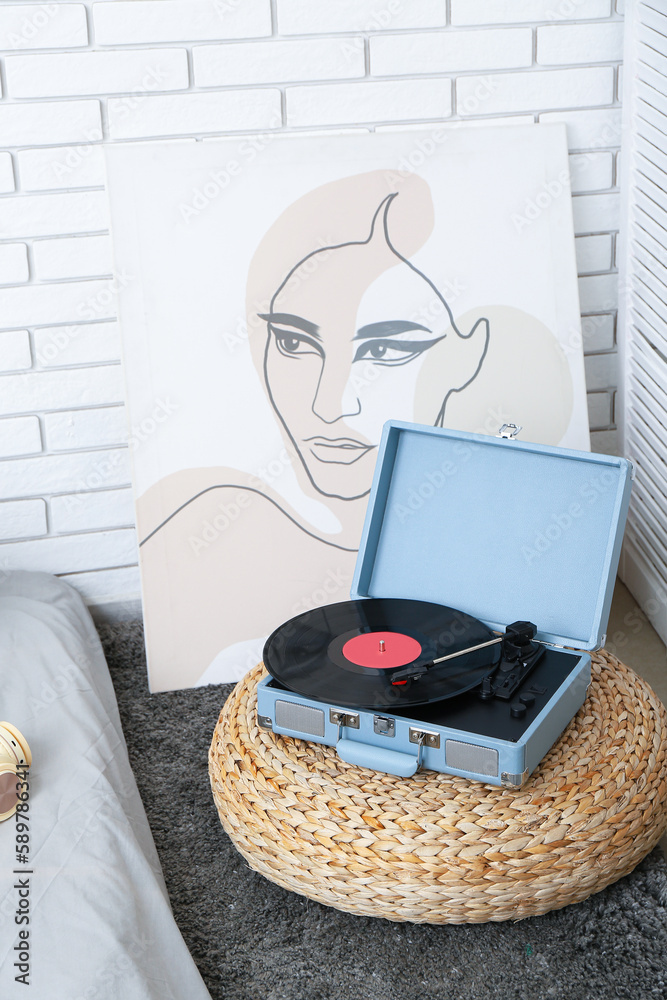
[208, 651, 667, 923]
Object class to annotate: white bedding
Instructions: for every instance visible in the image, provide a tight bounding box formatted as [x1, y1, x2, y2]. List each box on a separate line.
[0, 572, 212, 1000]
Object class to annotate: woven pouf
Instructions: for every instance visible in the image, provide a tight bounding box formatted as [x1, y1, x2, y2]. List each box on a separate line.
[209, 651, 667, 923]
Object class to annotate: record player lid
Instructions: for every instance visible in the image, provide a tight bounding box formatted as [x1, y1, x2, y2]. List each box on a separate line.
[351, 422, 632, 652]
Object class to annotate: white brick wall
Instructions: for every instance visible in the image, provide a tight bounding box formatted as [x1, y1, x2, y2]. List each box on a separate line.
[94, 1, 272, 44]
[276, 1, 448, 34]
[32, 235, 113, 280]
[5, 49, 190, 98]
[575, 234, 613, 273]
[0, 191, 109, 238]
[17, 145, 106, 190]
[44, 405, 126, 449]
[193, 38, 366, 86]
[0, 417, 42, 458]
[51, 487, 134, 532]
[0, 500, 47, 541]
[450, 0, 612, 24]
[0, 4, 88, 49]
[569, 151, 613, 192]
[0, 244, 29, 284]
[34, 322, 120, 367]
[107, 88, 281, 138]
[0, 153, 15, 192]
[0, 99, 101, 144]
[286, 78, 453, 127]
[369, 29, 533, 75]
[0, 330, 31, 371]
[571, 192, 621, 233]
[0, 0, 624, 613]
[537, 22, 624, 65]
[0, 279, 115, 328]
[457, 67, 615, 115]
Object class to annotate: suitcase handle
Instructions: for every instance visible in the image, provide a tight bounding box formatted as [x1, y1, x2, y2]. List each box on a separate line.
[336, 738, 418, 777]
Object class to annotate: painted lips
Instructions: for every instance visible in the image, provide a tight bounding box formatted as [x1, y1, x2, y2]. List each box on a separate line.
[307, 437, 375, 464]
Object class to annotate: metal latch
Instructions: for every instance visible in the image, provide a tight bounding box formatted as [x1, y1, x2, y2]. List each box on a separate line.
[497, 423, 522, 439]
[330, 709, 359, 729]
[374, 715, 395, 737]
[408, 728, 440, 771]
[408, 728, 440, 749]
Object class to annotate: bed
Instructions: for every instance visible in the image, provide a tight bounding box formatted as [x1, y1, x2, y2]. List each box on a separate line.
[0, 571, 212, 999]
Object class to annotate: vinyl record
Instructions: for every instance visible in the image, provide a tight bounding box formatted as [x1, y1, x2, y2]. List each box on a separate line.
[263, 598, 501, 710]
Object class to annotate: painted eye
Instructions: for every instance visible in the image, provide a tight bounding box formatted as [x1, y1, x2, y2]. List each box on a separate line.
[270, 326, 322, 359]
[353, 335, 446, 367]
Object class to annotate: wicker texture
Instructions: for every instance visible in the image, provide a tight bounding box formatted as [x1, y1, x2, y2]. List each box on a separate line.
[209, 651, 667, 923]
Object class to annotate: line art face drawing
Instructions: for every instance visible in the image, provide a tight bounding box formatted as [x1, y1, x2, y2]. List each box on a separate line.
[258, 184, 490, 503]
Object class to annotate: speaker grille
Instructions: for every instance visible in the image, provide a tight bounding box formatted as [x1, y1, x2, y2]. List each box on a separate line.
[275, 700, 325, 737]
[445, 739, 498, 776]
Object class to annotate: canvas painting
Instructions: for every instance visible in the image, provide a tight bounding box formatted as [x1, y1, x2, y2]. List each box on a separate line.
[104, 124, 589, 691]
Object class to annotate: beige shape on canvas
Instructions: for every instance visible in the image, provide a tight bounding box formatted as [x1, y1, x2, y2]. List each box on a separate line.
[414, 305, 575, 445]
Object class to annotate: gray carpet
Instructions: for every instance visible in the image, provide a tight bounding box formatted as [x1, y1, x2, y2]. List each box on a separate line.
[98, 621, 667, 1000]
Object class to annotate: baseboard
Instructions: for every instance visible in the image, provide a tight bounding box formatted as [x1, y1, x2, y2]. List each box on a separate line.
[619, 537, 667, 647]
[86, 594, 143, 624]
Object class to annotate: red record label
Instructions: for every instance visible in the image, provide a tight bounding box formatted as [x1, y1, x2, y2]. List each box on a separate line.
[342, 631, 422, 669]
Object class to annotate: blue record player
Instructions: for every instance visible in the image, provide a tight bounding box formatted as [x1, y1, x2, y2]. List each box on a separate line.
[256, 421, 633, 787]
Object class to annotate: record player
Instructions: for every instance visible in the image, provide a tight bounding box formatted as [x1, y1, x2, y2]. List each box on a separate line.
[256, 421, 633, 787]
